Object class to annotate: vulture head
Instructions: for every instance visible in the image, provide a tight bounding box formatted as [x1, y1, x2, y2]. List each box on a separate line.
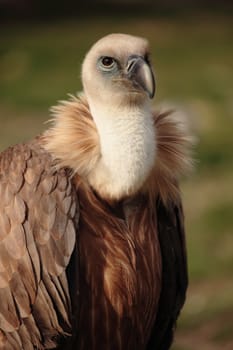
[82, 33, 155, 108]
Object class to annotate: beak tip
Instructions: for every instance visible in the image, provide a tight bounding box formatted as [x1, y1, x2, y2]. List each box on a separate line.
[127, 56, 156, 100]
[149, 84, 156, 99]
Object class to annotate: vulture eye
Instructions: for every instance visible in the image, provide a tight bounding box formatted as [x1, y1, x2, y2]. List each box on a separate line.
[100, 56, 115, 69]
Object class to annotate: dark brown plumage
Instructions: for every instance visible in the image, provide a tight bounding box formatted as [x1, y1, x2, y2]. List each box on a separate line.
[0, 34, 193, 349]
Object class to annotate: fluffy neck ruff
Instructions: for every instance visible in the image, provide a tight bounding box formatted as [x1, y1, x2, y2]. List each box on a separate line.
[43, 94, 194, 204]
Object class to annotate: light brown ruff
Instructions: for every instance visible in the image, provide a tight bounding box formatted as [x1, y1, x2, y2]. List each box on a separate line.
[43, 94, 194, 204]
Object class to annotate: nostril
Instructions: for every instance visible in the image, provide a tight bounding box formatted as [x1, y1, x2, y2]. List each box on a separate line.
[127, 59, 137, 73]
[126, 55, 142, 73]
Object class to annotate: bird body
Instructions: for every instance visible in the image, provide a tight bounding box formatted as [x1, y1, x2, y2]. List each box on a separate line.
[0, 34, 193, 349]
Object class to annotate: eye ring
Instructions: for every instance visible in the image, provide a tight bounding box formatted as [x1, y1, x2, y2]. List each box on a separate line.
[101, 56, 115, 68]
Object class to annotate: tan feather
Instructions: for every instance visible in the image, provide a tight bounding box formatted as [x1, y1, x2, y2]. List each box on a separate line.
[145, 109, 195, 204]
[0, 330, 7, 348]
[0, 287, 20, 332]
[43, 93, 100, 178]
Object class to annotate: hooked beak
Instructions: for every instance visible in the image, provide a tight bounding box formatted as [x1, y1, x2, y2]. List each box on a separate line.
[126, 55, 155, 99]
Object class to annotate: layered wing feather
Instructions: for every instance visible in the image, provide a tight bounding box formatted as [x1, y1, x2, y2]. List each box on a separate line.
[0, 139, 78, 349]
[147, 198, 188, 350]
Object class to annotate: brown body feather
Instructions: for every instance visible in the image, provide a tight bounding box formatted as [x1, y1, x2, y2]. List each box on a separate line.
[0, 95, 192, 349]
[0, 141, 78, 349]
[75, 178, 161, 349]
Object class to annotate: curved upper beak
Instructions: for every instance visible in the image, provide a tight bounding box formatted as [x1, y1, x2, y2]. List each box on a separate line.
[126, 55, 155, 99]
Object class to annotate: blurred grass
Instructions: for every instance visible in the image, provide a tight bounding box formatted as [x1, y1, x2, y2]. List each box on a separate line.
[0, 14, 233, 350]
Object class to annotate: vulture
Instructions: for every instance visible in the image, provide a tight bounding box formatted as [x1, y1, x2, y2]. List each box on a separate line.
[0, 34, 193, 349]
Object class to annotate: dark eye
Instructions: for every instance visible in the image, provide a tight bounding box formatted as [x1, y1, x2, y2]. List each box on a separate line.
[101, 56, 115, 67]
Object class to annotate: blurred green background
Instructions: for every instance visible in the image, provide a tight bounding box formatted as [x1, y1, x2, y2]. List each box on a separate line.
[0, 1, 233, 349]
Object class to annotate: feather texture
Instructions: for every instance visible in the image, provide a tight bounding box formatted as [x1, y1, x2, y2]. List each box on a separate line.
[0, 94, 191, 349]
[0, 140, 78, 349]
[44, 94, 100, 177]
[44, 94, 194, 203]
[72, 177, 162, 349]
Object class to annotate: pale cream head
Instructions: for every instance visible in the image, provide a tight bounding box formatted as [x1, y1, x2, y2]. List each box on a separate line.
[81, 33, 155, 107]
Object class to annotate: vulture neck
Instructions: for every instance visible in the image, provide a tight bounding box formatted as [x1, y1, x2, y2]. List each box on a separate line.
[44, 93, 193, 204]
[86, 98, 156, 200]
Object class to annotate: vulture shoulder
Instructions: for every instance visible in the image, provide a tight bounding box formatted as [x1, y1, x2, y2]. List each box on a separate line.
[0, 139, 78, 349]
[147, 198, 188, 350]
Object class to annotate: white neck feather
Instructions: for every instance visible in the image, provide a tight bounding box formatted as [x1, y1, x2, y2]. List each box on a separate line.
[87, 100, 156, 199]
